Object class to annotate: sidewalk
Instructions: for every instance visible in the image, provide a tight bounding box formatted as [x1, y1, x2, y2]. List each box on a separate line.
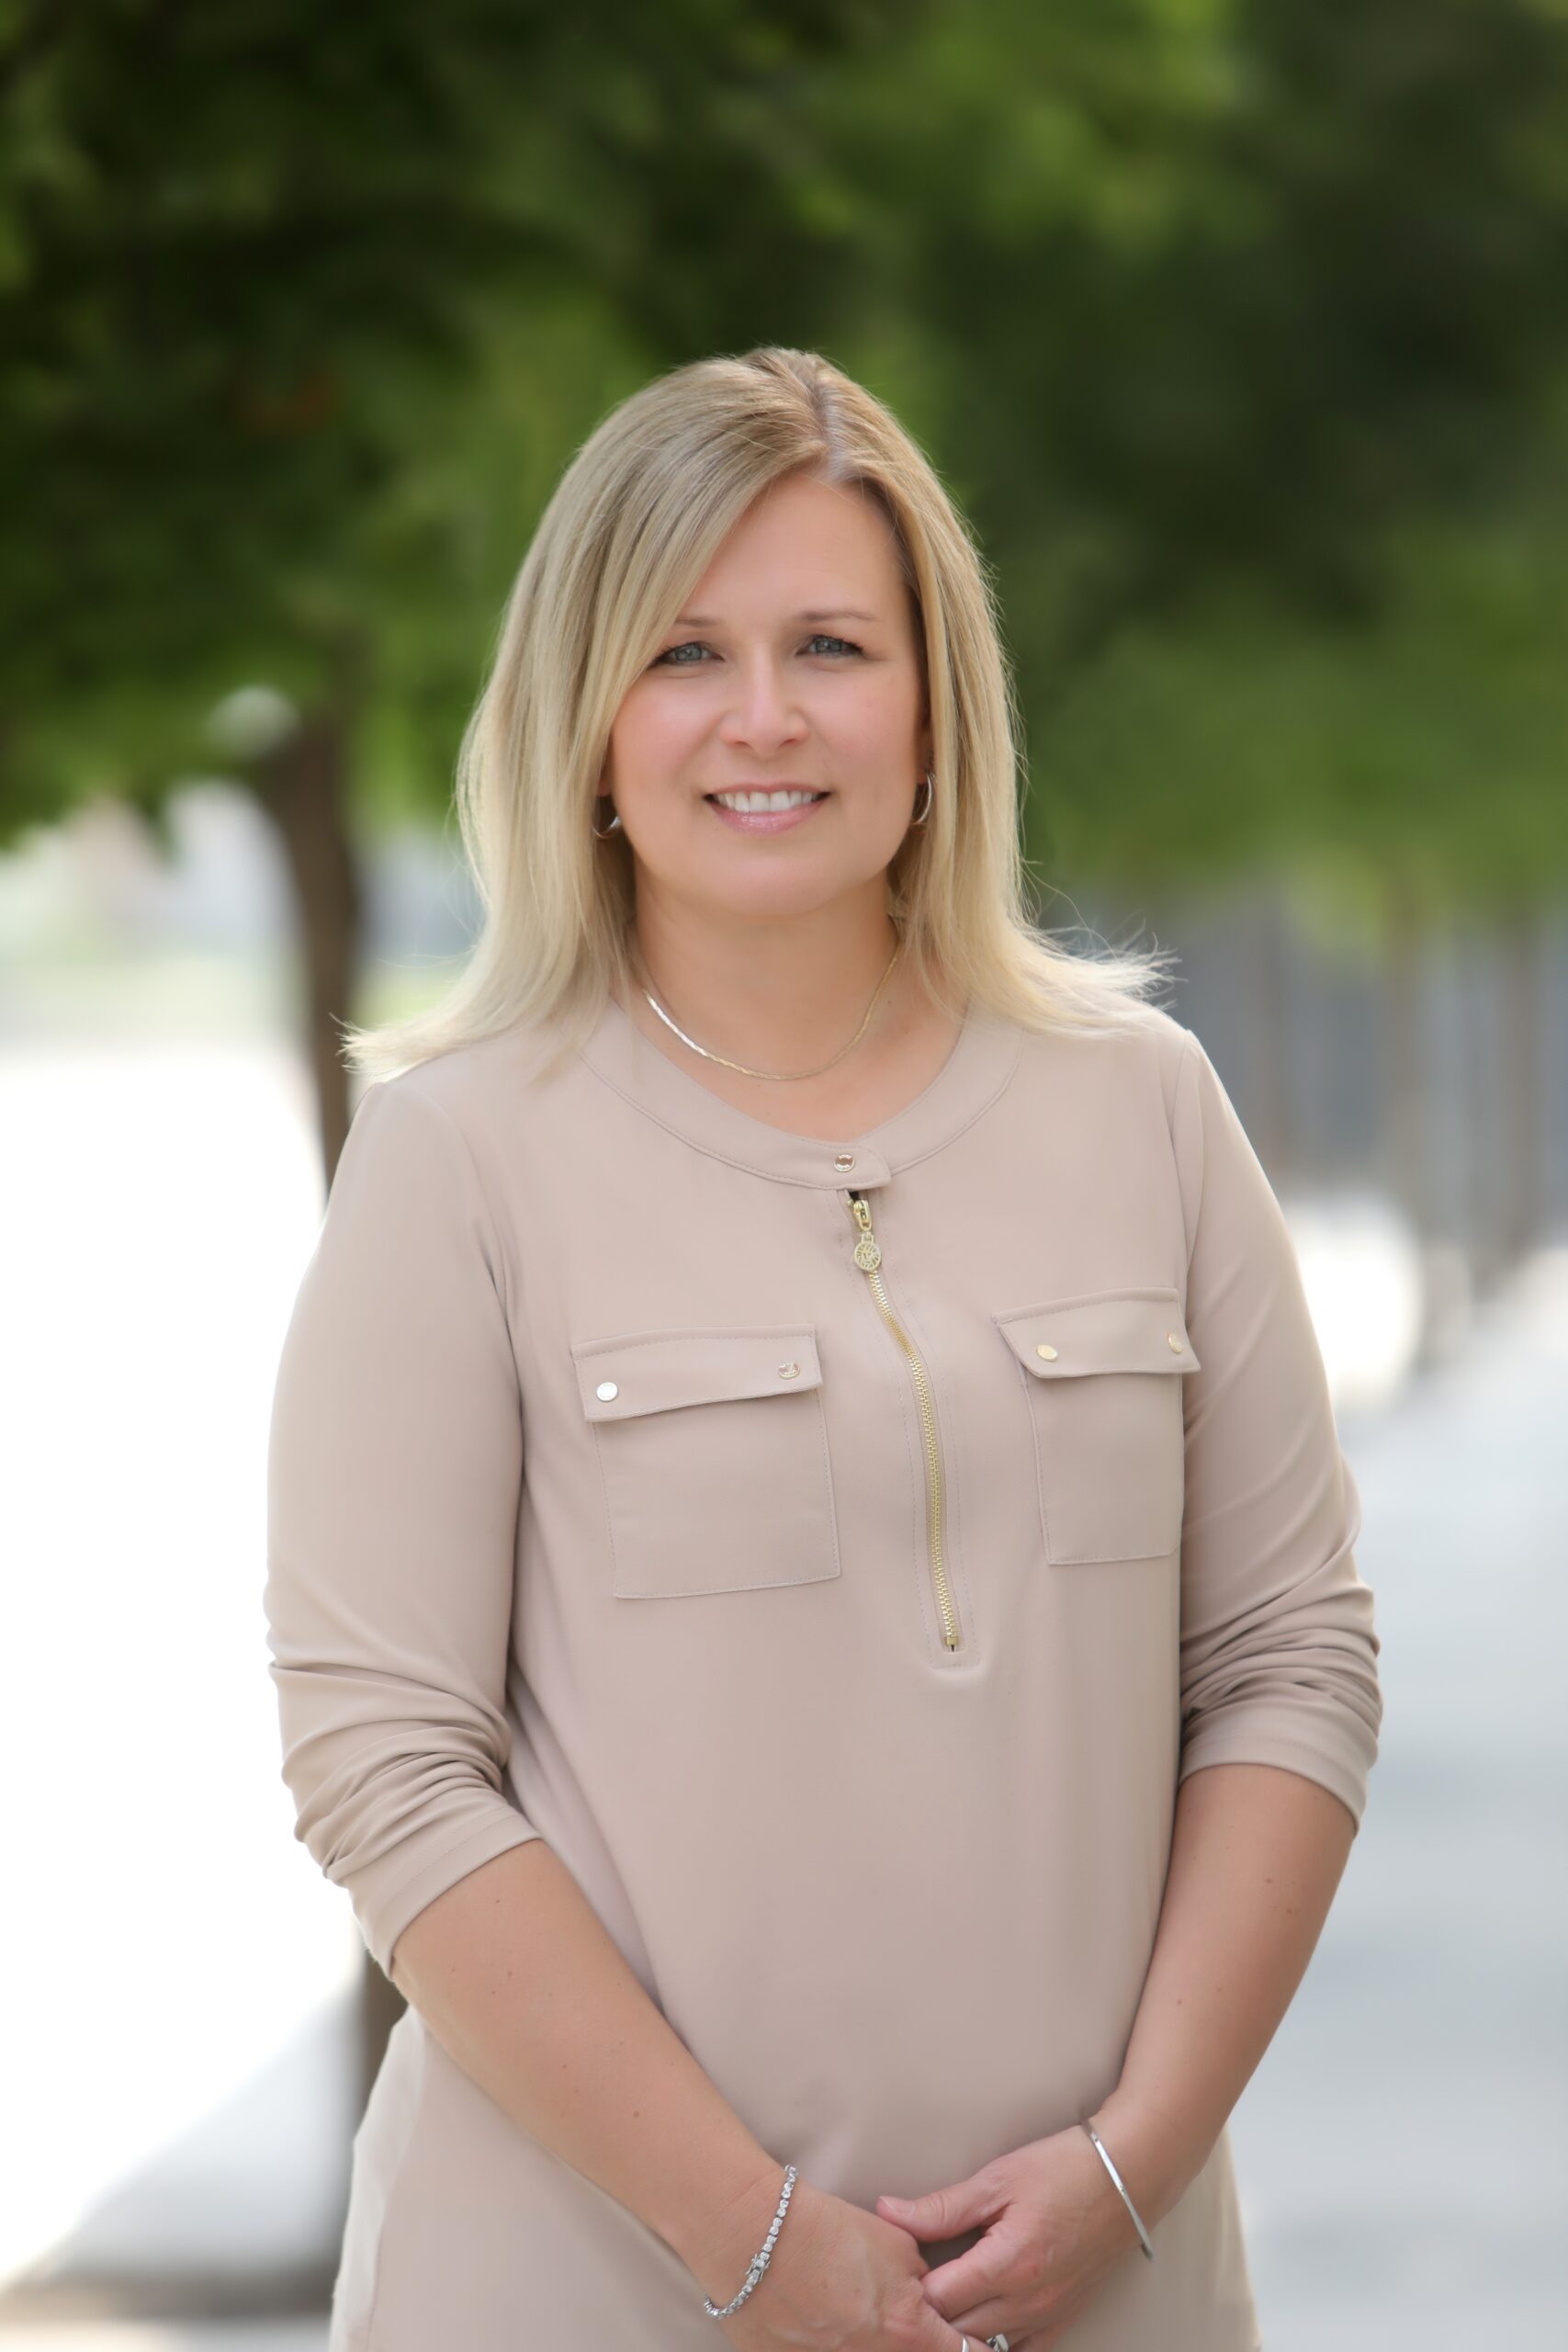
[1228, 1245, 1568, 2351]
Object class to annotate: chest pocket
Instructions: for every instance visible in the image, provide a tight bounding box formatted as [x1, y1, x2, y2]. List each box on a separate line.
[570, 1325, 842, 1600]
[993, 1288, 1201, 1565]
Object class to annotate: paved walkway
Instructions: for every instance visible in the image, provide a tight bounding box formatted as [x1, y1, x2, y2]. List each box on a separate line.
[1229, 1243, 1568, 2350]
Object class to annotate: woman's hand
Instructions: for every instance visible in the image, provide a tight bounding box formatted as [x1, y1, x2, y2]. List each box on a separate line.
[874, 2124, 1149, 2349]
[717, 2172, 973, 2350]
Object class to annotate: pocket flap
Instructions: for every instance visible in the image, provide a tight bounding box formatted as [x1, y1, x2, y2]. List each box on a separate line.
[571, 1327, 824, 1421]
[993, 1288, 1201, 1379]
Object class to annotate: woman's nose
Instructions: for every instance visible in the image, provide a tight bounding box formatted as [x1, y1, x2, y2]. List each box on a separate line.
[717, 661, 808, 745]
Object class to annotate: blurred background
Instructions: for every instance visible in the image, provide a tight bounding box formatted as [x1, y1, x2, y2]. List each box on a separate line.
[2, 3, 1565, 2347]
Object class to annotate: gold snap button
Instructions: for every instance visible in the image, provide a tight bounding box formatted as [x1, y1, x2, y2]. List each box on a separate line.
[1167, 1332, 1184, 1352]
[778, 1361, 800, 1379]
[833, 1151, 855, 1171]
[1035, 1342, 1058, 1361]
[595, 1379, 619, 1400]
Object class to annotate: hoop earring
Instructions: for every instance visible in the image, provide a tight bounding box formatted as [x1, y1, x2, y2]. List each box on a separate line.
[592, 793, 623, 839]
[910, 770, 934, 828]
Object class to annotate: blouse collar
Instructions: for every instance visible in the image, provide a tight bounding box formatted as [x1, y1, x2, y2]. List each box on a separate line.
[573, 989, 1022, 1192]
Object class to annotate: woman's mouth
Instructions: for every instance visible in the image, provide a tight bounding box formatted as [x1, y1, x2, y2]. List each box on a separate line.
[704, 789, 830, 835]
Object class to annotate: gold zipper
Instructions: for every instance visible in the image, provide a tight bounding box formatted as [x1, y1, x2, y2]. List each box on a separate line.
[845, 1189, 960, 1651]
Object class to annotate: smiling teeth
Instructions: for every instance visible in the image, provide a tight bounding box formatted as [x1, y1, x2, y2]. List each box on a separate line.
[710, 789, 823, 811]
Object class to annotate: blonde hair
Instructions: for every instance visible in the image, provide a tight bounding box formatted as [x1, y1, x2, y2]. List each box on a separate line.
[341, 345, 1176, 1082]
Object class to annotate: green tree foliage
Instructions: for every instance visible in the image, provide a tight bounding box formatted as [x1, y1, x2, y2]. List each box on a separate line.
[3, 0, 1566, 909]
[0, 0, 906, 840]
[795, 0, 1568, 899]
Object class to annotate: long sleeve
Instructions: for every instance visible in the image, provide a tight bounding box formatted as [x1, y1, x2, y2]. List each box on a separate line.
[264, 1072, 541, 1978]
[1169, 1028, 1383, 1833]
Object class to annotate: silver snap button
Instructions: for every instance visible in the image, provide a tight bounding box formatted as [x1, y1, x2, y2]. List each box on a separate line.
[595, 1379, 619, 1400]
[778, 1361, 801, 1379]
[1036, 1342, 1058, 1361]
[833, 1150, 855, 1171]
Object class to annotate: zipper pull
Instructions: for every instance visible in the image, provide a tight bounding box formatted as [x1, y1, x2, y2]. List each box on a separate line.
[848, 1191, 882, 1272]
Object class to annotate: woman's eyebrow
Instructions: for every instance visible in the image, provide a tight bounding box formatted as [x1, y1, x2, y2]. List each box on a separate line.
[671, 606, 882, 627]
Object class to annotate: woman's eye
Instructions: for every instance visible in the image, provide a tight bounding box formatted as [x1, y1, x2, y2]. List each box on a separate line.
[652, 634, 862, 668]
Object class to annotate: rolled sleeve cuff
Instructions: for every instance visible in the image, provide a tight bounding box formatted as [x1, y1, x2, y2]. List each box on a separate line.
[349, 1807, 545, 1980]
[1178, 1715, 1375, 1837]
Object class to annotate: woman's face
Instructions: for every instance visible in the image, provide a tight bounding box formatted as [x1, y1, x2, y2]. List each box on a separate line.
[599, 472, 931, 932]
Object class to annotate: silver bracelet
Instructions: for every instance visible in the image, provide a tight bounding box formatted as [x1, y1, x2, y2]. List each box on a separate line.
[701, 2162, 798, 2319]
[1080, 2119, 1156, 2261]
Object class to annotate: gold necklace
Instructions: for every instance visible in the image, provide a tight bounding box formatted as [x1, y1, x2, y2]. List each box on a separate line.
[628, 929, 905, 1081]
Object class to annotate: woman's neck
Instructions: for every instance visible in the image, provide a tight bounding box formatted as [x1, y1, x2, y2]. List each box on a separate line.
[611, 951, 965, 1141]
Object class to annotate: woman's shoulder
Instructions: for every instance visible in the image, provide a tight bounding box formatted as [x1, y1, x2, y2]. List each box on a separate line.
[1010, 994, 1201, 1113]
[362, 1012, 581, 1130]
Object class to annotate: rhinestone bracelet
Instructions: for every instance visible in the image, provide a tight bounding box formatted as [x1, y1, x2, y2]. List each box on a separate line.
[701, 2162, 798, 2319]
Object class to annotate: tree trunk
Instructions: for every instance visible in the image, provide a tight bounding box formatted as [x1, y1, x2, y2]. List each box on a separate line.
[253, 704, 364, 1177]
[1242, 876, 1293, 1180]
[1382, 880, 1430, 1245]
[250, 665, 409, 2133]
[1495, 903, 1545, 1272]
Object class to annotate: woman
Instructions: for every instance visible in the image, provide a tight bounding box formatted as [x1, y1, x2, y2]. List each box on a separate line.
[264, 345, 1382, 2352]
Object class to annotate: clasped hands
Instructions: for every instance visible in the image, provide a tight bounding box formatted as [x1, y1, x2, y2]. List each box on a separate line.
[872, 2119, 1153, 2350]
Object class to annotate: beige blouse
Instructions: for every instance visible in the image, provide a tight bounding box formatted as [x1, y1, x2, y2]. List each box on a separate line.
[263, 989, 1382, 2351]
